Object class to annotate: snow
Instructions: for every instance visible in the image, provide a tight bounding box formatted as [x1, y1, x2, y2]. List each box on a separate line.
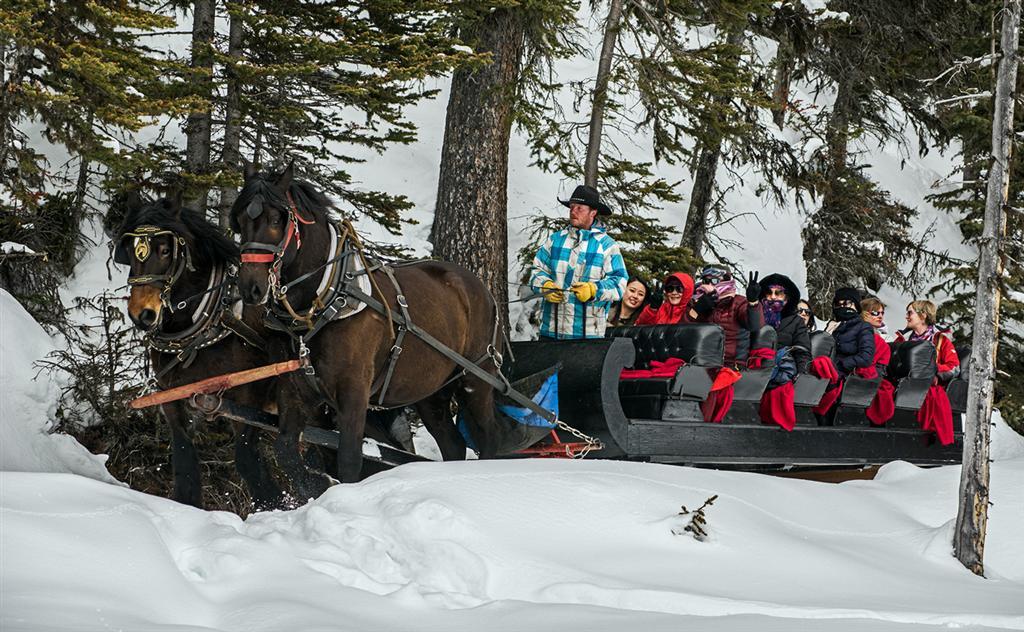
[0, 290, 116, 483]
[3, 7, 1022, 631]
[4, 453, 1024, 631]
[1, 242, 36, 255]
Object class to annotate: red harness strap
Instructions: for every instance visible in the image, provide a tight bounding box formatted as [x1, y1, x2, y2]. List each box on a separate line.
[240, 193, 314, 264]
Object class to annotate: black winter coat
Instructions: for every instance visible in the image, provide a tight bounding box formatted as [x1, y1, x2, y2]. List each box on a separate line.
[775, 314, 812, 373]
[757, 273, 811, 373]
[831, 318, 875, 375]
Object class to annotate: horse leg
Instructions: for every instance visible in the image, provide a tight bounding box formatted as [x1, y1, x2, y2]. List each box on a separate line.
[458, 374, 502, 459]
[232, 422, 284, 511]
[161, 401, 202, 507]
[333, 393, 370, 483]
[274, 379, 333, 502]
[415, 389, 467, 461]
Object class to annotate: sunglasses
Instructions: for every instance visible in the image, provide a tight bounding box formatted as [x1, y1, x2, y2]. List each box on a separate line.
[869, 310, 885, 317]
[796, 308, 811, 315]
[664, 285, 685, 293]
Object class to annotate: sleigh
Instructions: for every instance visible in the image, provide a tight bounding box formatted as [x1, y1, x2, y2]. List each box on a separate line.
[131, 321, 964, 476]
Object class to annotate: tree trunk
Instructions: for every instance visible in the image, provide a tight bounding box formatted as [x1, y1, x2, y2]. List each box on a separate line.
[185, 0, 216, 214]
[954, 0, 1020, 578]
[771, 37, 794, 129]
[430, 8, 526, 335]
[680, 29, 745, 257]
[817, 74, 855, 215]
[218, 0, 244, 230]
[584, 0, 625, 187]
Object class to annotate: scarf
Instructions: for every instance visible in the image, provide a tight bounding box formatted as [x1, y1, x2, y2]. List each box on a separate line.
[761, 298, 785, 328]
[693, 278, 737, 300]
[909, 325, 936, 343]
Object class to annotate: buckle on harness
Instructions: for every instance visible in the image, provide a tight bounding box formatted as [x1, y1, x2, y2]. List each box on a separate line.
[396, 294, 408, 308]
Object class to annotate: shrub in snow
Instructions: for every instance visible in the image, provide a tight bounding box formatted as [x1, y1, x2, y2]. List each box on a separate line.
[672, 494, 718, 541]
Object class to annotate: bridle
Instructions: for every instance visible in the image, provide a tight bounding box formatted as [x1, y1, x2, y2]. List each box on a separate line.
[115, 225, 194, 312]
[239, 192, 315, 300]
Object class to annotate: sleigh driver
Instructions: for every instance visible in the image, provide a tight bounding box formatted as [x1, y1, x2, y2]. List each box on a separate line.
[529, 185, 628, 340]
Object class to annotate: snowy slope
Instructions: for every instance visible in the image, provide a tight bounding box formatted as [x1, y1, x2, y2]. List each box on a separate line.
[3, 453, 1024, 632]
[0, 290, 116, 482]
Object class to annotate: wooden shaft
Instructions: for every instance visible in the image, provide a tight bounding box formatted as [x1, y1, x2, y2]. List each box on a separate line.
[129, 359, 302, 409]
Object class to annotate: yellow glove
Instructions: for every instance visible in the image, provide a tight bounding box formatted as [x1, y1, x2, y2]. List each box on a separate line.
[542, 280, 564, 303]
[570, 281, 598, 303]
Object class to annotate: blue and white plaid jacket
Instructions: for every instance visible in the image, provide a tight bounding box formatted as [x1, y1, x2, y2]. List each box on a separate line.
[529, 224, 628, 339]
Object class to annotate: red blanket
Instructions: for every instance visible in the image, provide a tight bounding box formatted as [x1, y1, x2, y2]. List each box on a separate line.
[918, 384, 954, 445]
[701, 367, 741, 423]
[759, 381, 796, 431]
[810, 356, 842, 416]
[866, 379, 896, 426]
[619, 357, 686, 380]
[746, 347, 775, 369]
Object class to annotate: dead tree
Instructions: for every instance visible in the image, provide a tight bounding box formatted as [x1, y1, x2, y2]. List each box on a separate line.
[583, 0, 625, 187]
[953, 0, 1020, 577]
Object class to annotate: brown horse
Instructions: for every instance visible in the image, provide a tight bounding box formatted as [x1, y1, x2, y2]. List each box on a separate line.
[116, 193, 284, 509]
[232, 165, 503, 496]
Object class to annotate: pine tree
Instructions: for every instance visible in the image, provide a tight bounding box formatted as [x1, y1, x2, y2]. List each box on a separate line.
[797, 0, 964, 308]
[928, 0, 1024, 433]
[0, 0, 193, 325]
[431, 0, 579, 332]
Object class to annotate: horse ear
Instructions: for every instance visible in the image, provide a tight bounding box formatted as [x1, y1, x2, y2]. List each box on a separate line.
[243, 159, 257, 180]
[169, 188, 184, 218]
[276, 159, 294, 191]
[124, 189, 146, 213]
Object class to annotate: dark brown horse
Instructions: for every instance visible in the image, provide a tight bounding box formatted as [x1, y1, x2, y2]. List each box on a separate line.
[232, 165, 503, 496]
[116, 193, 284, 509]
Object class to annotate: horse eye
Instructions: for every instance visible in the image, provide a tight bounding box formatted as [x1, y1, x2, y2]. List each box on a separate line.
[159, 244, 171, 257]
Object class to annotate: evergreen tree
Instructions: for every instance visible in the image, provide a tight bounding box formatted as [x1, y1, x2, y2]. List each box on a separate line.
[431, 0, 580, 332]
[928, 0, 1024, 432]
[0, 0, 193, 325]
[797, 0, 963, 307]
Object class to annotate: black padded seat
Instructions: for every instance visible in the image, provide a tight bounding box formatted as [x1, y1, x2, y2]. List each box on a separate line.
[732, 326, 777, 404]
[946, 345, 971, 414]
[890, 340, 937, 411]
[607, 323, 725, 367]
[809, 331, 836, 359]
[791, 331, 836, 418]
[610, 324, 726, 419]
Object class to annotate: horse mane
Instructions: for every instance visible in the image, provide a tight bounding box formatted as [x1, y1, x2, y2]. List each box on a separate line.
[232, 169, 335, 226]
[117, 195, 239, 266]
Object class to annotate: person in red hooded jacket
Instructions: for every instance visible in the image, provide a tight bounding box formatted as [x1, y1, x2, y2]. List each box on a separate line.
[635, 272, 695, 325]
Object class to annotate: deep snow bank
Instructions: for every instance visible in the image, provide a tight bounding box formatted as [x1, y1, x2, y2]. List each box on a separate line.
[3, 457, 1023, 632]
[0, 290, 115, 482]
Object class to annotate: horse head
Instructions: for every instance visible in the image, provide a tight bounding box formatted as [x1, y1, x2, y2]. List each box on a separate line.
[113, 190, 237, 331]
[231, 161, 331, 306]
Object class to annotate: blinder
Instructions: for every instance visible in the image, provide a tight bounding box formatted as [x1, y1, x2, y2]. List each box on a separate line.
[114, 225, 194, 288]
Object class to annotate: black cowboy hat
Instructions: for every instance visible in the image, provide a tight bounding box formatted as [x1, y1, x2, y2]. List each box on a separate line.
[559, 185, 612, 216]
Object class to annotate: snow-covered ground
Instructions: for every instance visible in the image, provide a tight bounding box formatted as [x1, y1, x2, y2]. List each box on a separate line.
[2, 9, 1015, 630]
[4, 286, 1024, 631]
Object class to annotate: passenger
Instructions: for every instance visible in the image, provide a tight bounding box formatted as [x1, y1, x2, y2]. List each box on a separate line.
[895, 300, 960, 383]
[825, 287, 875, 378]
[529, 185, 628, 339]
[894, 300, 958, 446]
[608, 277, 650, 327]
[755, 274, 811, 431]
[860, 296, 895, 425]
[757, 274, 811, 373]
[812, 288, 874, 419]
[797, 300, 817, 332]
[687, 265, 764, 367]
[686, 266, 762, 424]
[635, 272, 695, 325]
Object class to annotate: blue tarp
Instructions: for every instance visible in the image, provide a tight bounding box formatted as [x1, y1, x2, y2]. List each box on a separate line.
[458, 372, 560, 450]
